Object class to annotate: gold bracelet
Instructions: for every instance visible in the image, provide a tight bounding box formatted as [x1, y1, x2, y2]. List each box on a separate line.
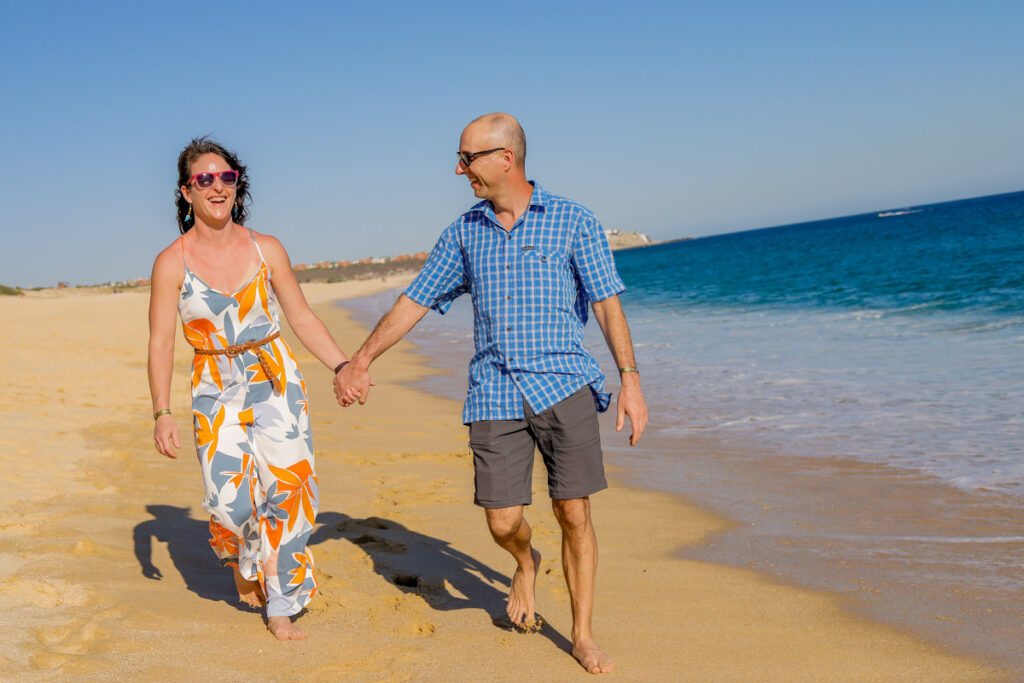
[153, 409, 172, 420]
[618, 366, 639, 375]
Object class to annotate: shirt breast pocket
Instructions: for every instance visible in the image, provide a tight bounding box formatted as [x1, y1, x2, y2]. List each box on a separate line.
[520, 247, 572, 303]
[522, 247, 568, 268]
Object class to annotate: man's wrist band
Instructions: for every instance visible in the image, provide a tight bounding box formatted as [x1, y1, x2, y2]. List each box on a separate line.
[153, 409, 172, 420]
[334, 361, 350, 374]
[618, 366, 639, 375]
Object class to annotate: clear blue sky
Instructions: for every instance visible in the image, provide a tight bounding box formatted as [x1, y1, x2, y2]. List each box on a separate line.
[1, 1, 1021, 287]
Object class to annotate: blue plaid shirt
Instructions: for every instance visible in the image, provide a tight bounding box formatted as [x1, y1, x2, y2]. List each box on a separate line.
[405, 182, 625, 424]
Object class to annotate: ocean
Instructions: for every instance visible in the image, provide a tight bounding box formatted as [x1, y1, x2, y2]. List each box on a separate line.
[343, 189, 1024, 671]
[613, 190, 1024, 495]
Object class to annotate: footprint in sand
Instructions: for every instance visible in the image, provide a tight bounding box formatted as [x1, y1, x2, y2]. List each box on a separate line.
[408, 621, 437, 636]
[27, 617, 108, 673]
[71, 538, 101, 556]
[351, 533, 407, 554]
[32, 620, 105, 655]
[0, 578, 93, 609]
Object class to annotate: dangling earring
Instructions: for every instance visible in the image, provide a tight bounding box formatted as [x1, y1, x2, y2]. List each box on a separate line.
[185, 204, 192, 223]
[232, 204, 240, 221]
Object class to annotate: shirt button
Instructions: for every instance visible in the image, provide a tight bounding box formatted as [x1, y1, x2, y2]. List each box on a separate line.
[506, 295, 512, 300]
[506, 264, 512, 269]
[506, 326, 512, 331]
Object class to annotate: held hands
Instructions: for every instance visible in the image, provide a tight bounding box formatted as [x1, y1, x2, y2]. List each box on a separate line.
[616, 374, 648, 446]
[154, 414, 181, 459]
[334, 362, 375, 407]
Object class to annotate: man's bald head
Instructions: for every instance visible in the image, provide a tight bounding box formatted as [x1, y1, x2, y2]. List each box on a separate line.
[465, 113, 527, 169]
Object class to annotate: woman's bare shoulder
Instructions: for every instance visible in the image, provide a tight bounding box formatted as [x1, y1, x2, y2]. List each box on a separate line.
[152, 236, 185, 278]
[249, 229, 286, 253]
[249, 230, 292, 269]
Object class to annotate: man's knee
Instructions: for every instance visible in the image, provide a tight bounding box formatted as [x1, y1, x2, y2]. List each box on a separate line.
[552, 497, 591, 534]
[485, 506, 525, 543]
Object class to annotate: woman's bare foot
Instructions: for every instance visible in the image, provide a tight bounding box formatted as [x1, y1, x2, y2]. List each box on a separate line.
[507, 548, 541, 625]
[268, 616, 308, 641]
[232, 566, 265, 608]
[572, 638, 615, 674]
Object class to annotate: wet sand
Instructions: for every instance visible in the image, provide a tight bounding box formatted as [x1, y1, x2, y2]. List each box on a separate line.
[0, 281, 1008, 680]
[613, 429, 1024, 675]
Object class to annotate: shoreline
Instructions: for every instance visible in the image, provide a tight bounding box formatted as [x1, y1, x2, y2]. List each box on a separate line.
[344, 286, 1024, 676]
[0, 282, 1006, 680]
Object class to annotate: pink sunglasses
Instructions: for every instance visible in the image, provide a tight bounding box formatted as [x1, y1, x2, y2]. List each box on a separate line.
[189, 170, 240, 189]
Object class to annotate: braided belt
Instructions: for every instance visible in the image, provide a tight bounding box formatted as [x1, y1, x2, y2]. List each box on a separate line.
[194, 331, 283, 394]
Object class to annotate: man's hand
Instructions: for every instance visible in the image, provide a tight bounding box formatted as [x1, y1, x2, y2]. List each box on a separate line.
[616, 375, 647, 446]
[334, 362, 375, 407]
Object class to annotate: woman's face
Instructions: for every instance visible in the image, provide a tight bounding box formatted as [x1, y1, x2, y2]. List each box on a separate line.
[181, 153, 237, 226]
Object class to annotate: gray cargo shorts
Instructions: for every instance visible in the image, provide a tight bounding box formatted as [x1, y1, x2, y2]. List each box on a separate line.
[468, 386, 607, 508]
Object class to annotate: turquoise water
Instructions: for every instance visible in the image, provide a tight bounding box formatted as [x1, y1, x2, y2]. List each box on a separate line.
[612, 191, 1024, 495]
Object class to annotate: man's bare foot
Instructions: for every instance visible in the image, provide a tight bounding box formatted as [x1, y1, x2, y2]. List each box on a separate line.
[232, 566, 265, 608]
[572, 639, 615, 674]
[268, 616, 308, 641]
[507, 548, 541, 625]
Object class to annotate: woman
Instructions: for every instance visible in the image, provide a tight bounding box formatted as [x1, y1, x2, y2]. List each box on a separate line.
[148, 137, 353, 640]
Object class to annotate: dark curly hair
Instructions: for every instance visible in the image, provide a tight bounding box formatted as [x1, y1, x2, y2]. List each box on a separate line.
[174, 137, 252, 233]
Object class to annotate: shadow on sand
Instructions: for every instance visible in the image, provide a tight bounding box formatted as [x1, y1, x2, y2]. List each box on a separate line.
[132, 504, 253, 612]
[310, 511, 571, 652]
[132, 506, 571, 652]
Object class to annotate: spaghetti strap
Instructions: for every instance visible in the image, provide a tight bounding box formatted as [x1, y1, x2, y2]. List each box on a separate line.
[179, 236, 189, 270]
[248, 229, 267, 266]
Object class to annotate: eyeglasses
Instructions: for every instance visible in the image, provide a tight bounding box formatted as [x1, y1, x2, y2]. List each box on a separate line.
[456, 148, 505, 167]
[189, 170, 240, 189]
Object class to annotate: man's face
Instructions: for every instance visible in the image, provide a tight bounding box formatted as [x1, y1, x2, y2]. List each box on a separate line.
[455, 123, 504, 199]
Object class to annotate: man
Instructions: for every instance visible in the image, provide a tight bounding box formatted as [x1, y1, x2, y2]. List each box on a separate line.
[334, 113, 647, 674]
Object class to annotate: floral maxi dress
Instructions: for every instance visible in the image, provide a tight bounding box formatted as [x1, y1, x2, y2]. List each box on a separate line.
[177, 232, 318, 617]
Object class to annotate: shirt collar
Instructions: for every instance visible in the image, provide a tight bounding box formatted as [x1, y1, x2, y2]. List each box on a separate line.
[526, 181, 549, 210]
[467, 180, 548, 218]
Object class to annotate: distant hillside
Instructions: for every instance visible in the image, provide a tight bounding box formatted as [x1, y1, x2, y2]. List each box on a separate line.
[0, 284, 23, 296]
[293, 258, 428, 284]
[605, 229, 656, 250]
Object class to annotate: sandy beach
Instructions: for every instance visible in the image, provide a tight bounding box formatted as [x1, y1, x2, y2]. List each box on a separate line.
[0, 280, 1009, 681]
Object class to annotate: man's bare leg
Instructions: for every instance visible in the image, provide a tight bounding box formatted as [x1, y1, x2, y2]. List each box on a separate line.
[485, 505, 541, 625]
[552, 497, 614, 674]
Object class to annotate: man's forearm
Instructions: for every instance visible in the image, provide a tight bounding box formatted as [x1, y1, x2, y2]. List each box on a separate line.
[591, 295, 638, 370]
[351, 294, 429, 368]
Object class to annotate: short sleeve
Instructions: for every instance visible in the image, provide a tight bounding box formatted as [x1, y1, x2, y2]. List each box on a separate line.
[571, 213, 625, 303]
[404, 224, 470, 314]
